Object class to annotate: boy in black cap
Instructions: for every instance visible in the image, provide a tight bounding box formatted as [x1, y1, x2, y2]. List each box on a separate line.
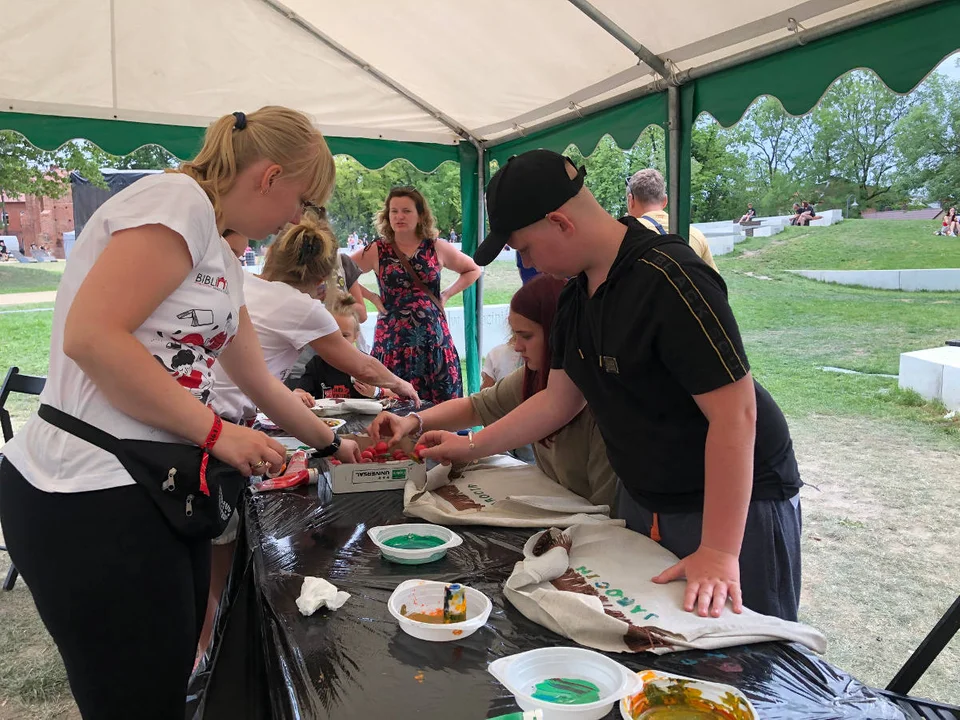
[418, 150, 803, 621]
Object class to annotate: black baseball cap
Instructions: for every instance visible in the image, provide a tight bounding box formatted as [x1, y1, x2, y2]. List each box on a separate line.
[474, 149, 586, 266]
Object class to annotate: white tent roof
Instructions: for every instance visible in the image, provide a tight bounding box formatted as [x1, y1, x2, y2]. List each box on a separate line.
[0, 0, 911, 146]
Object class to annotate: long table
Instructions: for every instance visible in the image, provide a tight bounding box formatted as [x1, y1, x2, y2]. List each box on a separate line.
[192, 413, 906, 720]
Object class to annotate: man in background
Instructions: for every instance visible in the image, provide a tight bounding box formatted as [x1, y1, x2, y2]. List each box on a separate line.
[626, 169, 718, 272]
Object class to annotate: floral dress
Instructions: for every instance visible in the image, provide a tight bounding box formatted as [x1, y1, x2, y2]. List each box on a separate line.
[372, 238, 463, 404]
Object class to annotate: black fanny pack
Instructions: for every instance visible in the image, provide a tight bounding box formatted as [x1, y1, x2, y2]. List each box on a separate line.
[38, 404, 245, 539]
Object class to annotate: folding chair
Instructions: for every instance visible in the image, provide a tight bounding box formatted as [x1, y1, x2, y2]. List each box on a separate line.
[876, 594, 960, 718]
[0, 366, 46, 591]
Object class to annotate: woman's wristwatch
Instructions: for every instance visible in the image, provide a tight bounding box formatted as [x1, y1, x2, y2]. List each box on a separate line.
[316, 434, 342, 458]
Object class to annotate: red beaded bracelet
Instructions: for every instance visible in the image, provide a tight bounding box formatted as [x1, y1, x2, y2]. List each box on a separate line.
[198, 413, 223, 496]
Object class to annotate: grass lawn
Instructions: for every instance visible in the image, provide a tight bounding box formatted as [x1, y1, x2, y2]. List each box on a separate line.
[0, 265, 65, 295]
[719, 226, 959, 435]
[734, 219, 960, 271]
[0, 221, 958, 716]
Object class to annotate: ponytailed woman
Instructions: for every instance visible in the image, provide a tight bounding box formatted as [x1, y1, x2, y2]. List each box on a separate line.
[211, 209, 419, 424]
[0, 106, 361, 717]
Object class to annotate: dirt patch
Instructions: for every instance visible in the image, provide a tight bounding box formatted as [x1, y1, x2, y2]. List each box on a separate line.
[791, 414, 960, 707]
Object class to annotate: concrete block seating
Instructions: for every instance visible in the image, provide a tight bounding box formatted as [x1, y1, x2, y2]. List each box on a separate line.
[706, 236, 736, 256]
[809, 209, 843, 227]
[792, 269, 960, 291]
[898, 346, 960, 411]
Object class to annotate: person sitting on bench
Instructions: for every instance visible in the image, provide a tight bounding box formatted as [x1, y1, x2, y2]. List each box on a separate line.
[789, 203, 802, 225]
[796, 201, 818, 226]
[737, 203, 757, 224]
[938, 207, 958, 236]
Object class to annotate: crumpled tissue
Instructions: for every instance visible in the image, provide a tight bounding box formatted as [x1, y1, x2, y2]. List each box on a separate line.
[296, 577, 351, 616]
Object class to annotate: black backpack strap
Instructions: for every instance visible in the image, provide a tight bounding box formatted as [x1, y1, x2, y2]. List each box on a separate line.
[38, 404, 124, 456]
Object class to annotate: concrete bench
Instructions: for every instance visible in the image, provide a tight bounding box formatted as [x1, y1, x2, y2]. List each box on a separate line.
[706, 235, 736, 256]
[898, 346, 960, 411]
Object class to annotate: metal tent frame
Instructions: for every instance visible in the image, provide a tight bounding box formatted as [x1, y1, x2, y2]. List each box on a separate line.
[1, 0, 956, 394]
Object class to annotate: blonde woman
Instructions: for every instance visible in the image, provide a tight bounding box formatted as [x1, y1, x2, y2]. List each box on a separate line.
[211, 212, 418, 424]
[0, 107, 363, 716]
[352, 186, 480, 404]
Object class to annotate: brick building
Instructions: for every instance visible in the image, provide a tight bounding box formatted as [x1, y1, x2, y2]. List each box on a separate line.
[0, 187, 74, 259]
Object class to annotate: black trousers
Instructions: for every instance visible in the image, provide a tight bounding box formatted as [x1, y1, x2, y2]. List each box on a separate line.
[616, 483, 803, 621]
[0, 458, 210, 719]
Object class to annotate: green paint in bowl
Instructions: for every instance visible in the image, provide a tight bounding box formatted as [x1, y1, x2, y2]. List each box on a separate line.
[531, 678, 601, 705]
[382, 533, 446, 550]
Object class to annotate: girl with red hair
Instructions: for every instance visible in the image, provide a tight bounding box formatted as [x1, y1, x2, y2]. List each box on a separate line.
[368, 275, 616, 506]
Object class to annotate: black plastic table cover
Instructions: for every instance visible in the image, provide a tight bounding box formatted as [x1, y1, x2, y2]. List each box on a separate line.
[193, 415, 906, 720]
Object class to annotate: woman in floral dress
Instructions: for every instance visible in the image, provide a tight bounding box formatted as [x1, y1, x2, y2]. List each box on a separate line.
[353, 187, 480, 404]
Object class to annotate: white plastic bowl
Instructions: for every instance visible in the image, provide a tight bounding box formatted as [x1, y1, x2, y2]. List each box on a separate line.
[368, 523, 463, 565]
[387, 579, 491, 642]
[619, 669, 758, 719]
[488, 647, 642, 720]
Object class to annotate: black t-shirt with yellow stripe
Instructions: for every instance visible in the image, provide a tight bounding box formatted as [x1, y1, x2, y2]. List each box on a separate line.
[551, 216, 801, 513]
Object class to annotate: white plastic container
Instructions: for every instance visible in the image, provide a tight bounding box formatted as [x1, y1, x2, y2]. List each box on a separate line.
[387, 579, 491, 642]
[488, 647, 642, 720]
[368, 523, 462, 565]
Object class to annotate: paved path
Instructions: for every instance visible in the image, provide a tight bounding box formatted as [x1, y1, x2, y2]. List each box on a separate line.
[0, 291, 57, 306]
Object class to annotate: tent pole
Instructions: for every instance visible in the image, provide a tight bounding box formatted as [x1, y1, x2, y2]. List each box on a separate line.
[475, 142, 485, 363]
[488, 0, 940, 148]
[567, 0, 669, 78]
[667, 86, 680, 237]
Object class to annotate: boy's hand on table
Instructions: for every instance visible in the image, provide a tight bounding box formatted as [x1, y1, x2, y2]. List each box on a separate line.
[652, 545, 743, 618]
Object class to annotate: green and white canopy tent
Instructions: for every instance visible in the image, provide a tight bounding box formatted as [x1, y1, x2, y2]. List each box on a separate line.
[2, 0, 957, 391]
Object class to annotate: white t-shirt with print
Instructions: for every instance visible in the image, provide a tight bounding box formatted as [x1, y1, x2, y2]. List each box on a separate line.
[212, 274, 339, 422]
[3, 173, 245, 493]
[483, 342, 523, 383]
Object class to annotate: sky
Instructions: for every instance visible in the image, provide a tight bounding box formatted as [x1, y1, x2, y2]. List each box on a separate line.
[933, 51, 960, 83]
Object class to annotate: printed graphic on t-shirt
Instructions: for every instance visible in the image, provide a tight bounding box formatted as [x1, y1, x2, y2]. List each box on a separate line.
[194, 272, 230, 293]
[153, 310, 237, 406]
[324, 384, 352, 399]
[176, 308, 215, 327]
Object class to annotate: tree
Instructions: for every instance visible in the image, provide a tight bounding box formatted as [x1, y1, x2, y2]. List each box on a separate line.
[736, 96, 805, 188]
[324, 157, 462, 244]
[102, 144, 179, 170]
[0, 131, 106, 233]
[895, 73, 960, 206]
[574, 135, 630, 217]
[809, 72, 914, 202]
[690, 120, 751, 222]
[626, 126, 666, 178]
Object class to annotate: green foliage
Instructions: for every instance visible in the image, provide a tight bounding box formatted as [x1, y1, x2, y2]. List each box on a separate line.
[324, 157, 461, 243]
[566, 135, 630, 217]
[734, 96, 805, 187]
[98, 144, 179, 170]
[896, 72, 960, 207]
[690, 120, 751, 221]
[810, 73, 915, 203]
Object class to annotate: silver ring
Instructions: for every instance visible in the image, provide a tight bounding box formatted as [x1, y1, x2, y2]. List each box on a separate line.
[252, 460, 266, 470]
